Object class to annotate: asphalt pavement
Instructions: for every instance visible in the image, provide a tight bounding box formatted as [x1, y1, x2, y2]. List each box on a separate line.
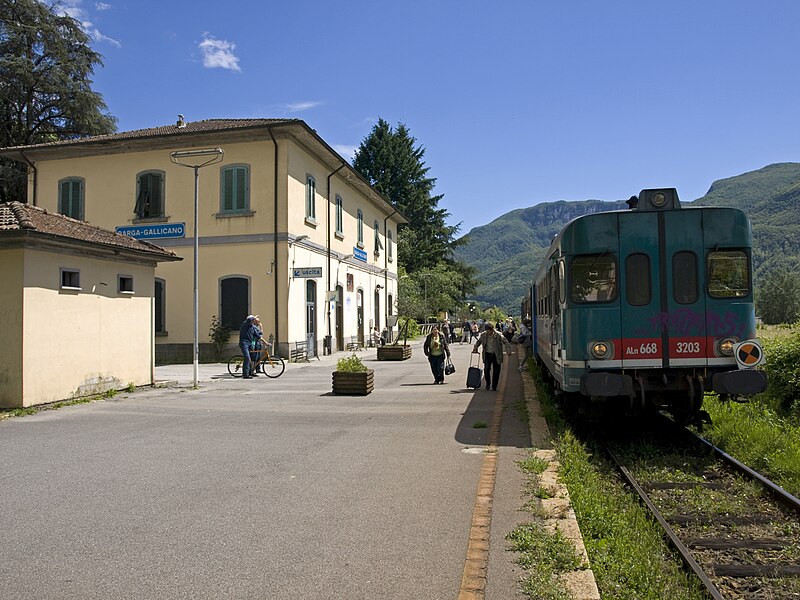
[1, 340, 534, 599]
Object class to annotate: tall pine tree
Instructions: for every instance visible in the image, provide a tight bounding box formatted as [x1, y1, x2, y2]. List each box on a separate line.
[353, 118, 459, 272]
[0, 0, 116, 202]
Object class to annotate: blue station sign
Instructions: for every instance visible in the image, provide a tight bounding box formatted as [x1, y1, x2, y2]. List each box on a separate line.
[115, 223, 186, 240]
[353, 247, 368, 262]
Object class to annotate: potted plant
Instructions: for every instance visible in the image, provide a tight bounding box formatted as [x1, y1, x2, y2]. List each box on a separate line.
[377, 317, 413, 361]
[332, 354, 374, 395]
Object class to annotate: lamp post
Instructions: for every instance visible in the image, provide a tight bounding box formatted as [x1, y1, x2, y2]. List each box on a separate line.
[170, 147, 224, 387]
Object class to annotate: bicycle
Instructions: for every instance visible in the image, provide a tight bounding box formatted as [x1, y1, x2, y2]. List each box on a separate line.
[227, 341, 285, 378]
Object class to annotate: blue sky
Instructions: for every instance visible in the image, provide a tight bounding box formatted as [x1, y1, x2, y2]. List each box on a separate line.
[60, 0, 800, 235]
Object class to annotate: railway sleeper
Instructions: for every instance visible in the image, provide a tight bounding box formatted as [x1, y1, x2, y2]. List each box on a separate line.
[687, 537, 788, 550]
[712, 564, 800, 578]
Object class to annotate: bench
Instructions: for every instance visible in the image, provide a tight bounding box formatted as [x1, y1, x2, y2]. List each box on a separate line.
[291, 341, 309, 362]
[346, 335, 365, 352]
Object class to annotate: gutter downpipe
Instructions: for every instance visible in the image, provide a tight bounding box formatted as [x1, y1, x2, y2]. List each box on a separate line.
[267, 126, 280, 355]
[19, 150, 37, 206]
[383, 207, 398, 342]
[326, 164, 346, 353]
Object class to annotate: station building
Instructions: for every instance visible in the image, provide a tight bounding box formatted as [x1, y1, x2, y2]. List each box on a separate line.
[0, 118, 406, 361]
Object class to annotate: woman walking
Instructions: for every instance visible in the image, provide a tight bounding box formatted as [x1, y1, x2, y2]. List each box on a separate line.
[423, 324, 451, 384]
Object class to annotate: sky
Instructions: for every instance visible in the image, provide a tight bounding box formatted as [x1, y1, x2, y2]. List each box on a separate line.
[57, 0, 800, 235]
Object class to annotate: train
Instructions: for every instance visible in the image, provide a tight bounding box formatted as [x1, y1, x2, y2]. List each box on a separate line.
[525, 188, 767, 421]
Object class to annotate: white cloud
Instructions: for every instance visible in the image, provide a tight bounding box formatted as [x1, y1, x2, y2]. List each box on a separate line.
[52, 0, 120, 46]
[284, 101, 322, 113]
[198, 34, 241, 72]
[333, 145, 357, 161]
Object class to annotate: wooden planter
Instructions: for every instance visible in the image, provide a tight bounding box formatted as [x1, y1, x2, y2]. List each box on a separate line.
[377, 345, 412, 361]
[332, 370, 374, 395]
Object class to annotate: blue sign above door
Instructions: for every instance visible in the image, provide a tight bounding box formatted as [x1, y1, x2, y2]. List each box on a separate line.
[353, 247, 368, 262]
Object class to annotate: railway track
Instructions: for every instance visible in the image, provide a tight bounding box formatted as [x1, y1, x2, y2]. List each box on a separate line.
[603, 421, 800, 599]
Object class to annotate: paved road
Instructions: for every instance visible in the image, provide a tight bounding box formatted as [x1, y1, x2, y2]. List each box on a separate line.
[1, 341, 532, 599]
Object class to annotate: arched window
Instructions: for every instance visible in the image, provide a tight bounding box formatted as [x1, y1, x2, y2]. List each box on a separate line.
[220, 276, 250, 328]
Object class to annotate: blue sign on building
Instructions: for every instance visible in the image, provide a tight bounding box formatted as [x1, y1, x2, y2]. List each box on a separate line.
[115, 223, 186, 240]
[353, 247, 368, 262]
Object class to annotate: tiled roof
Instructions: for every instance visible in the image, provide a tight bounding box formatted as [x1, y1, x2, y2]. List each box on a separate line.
[0, 202, 179, 260]
[0, 118, 300, 151]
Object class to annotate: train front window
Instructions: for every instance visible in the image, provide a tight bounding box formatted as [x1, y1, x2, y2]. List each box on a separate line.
[708, 250, 750, 298]
[625, 253, 651, 306]
[570, 255, 617, 303]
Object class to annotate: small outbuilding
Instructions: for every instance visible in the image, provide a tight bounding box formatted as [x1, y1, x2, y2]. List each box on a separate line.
[0, 202, 181, 408]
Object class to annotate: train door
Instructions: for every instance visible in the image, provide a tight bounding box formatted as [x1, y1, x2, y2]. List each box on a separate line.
[662, 209, 707, 368]
[618, 212, 661, 369]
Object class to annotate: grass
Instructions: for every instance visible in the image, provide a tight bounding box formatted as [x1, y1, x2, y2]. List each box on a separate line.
[0, 386, 126, 421]
[699, 394, 800, 497]
[472, 421, 488, 429]
[529, 364, 708, 600]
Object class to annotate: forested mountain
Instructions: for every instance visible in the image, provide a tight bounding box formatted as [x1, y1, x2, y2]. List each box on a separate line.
[455, 163, 800, 314]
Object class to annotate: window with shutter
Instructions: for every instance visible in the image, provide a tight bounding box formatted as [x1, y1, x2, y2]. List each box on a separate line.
[220, 277, 249, 329]
[58, 178, 84, 220]
[135, 171, 165, 219]
[221, 165, 249, 213]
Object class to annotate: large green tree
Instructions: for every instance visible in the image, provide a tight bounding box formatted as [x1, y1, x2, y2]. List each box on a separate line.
[0, 0, 116, 202]
[353, 118, 460, 272]
[756, 269, 800, 325]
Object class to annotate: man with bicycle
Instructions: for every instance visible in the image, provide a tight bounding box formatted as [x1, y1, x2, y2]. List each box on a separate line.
[239, 315, 262, 379]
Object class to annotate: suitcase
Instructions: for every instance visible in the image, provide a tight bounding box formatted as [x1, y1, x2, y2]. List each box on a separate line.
[466, 353, 483, 389]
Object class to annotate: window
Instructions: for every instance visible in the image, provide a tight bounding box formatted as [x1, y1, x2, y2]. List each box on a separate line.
[387, 229, 393, 261]
[570, 255, 617, 303]
[59, 178, 84, 220]
[60, 268, 80, 290]
[625, 253, 651, 306]
[155, 278, 166, 334]
[374, 220, 383, 256]
[388, 293, 393, 315]
[118, 275, 134, 294]
[335, 195, 344, 235]
[357, 209, 364, 246]
[673, 251, 698, 304]
[220, 277, 249, 329]
[305, 175, 316, 221]
[708, 250, 750, 298]
[220, 164, 249, 213]
[135, 171, 165, 219]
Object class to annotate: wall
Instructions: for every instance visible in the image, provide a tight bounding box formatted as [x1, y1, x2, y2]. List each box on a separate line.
[20, 249, 155, 407]
[0, 249, 23, 407]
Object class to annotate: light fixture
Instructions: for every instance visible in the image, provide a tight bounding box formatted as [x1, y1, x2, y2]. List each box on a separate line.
[169, 147, 224, 387]
[289, 234, 309, 247]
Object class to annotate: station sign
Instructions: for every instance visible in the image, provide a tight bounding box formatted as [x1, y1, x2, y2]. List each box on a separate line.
[353, 247, 368, 262]
[293, 267, 323, 278]
[115, 223, 186, 240]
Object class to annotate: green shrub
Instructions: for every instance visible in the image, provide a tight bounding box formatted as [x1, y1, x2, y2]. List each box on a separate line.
[397, 317, 420, 339]
[758, 324, 800, 417]
[208, 315, 232, 361]
[336, 354, 368, 372]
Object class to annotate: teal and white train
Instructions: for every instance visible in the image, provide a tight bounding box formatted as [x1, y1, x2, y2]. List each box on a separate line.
[527, 188, 767, 420]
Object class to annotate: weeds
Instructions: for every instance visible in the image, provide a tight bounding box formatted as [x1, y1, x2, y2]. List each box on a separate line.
[472, 421, 488, 429]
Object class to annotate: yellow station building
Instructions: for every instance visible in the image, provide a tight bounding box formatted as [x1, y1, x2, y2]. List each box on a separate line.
[0, 118, 406, 362]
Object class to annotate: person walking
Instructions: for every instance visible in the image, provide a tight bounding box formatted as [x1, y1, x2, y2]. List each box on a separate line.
[517, 318, 532, 370]
[423, 324, 451, 384]
[472, 322, 511, 391]
[461, 319, 470, 344]
[239, 315, 262, 379]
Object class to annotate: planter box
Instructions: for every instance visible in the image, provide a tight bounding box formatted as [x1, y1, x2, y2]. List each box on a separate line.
[332, 370, 374, 395]
[377, 345, 412, 361]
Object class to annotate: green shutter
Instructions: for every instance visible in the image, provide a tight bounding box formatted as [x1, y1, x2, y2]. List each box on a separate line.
[235, 167, 246, 210]
[223, 168, 234, 211]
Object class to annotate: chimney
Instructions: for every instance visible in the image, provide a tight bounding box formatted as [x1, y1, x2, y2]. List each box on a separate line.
[176, 114, 186, 128]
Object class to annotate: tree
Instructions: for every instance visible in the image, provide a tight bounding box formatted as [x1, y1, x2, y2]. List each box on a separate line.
[756, 270, 800, 325]
[353, 118, 460, 272]
[0, 0, 116, 202]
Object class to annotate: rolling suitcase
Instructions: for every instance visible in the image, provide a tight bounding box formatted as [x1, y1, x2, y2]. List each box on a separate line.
[466, 353, 483, 389]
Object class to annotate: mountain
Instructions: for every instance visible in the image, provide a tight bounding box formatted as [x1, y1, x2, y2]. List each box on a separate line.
[455, 163, 800, 315]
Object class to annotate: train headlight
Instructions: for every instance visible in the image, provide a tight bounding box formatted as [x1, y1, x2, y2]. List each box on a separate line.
[590, 341, 612, 359]
[717, 338, 736, 356]
[651, 192, 667, 207]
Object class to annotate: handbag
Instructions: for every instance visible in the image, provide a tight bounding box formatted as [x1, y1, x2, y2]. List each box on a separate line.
[444, 357, 456, 375]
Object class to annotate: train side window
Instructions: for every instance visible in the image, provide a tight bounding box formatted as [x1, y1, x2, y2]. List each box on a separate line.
[707, 250, 750, 298]
[625, 253, 651, 306]
[673, 251, 698, 304]
[570, 255, 617, 303]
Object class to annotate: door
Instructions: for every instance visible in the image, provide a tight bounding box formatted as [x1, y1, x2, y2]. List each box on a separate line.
[356, 289, 364, 345]
[335, 285, 344, 351]
[306, 280, 317, 357]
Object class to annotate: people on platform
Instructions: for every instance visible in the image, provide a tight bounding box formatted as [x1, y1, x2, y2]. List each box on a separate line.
[239, 315, 262, 379]
[472, 322, 511, 391]
[423, 324, 451, 384]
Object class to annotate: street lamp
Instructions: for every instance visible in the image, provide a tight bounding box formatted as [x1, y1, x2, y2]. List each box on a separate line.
[170, 147, 224, 387]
